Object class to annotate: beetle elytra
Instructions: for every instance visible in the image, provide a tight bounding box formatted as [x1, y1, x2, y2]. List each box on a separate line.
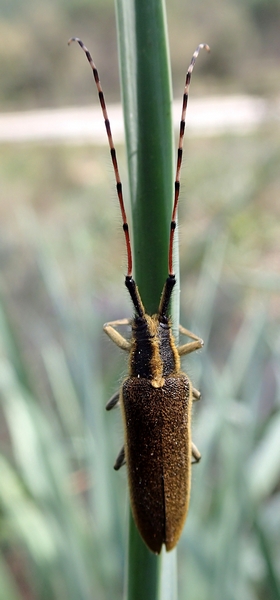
[69, 37, 209, 554]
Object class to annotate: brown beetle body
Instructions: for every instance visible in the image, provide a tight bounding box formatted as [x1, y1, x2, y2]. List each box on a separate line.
[69, 37, 208, 554]
[123, 342, 192, 553]
[104, 276, 203, 553]
[123, 298, 191, 553]
[123, 375, 192, 554]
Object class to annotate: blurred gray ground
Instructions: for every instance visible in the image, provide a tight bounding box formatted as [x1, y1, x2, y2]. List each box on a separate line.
[0, 96, 278, 144]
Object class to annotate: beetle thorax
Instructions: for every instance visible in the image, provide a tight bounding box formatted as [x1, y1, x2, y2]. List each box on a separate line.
[129, 313, 180, 388]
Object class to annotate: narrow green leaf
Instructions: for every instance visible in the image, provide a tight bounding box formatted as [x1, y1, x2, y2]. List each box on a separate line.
[115, 0, 174, 313]
[115, 0, 176, 598]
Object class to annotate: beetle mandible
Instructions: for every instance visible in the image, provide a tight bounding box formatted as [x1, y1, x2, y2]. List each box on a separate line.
[69, 37, 209, 554]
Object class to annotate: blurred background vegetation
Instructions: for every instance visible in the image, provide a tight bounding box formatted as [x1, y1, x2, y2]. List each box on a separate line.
[0, 0, 280, 598]
[1, 0, 280, 109]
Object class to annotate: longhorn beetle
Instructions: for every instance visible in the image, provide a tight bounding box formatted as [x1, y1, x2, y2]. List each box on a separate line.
[69, 37, 209, 554]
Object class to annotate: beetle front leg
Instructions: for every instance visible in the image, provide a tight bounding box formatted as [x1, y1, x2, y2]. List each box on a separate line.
[178, 324, 204, 357]
[103, 318, 131, 351]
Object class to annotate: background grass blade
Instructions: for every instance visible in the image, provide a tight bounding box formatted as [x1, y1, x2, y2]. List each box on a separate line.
[0, 1, 280, 598]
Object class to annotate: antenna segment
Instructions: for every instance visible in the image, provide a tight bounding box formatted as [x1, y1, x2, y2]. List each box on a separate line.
[168, 43, 210, 276]
[69, 37, 209, 282]
[68, 37, 133, 278]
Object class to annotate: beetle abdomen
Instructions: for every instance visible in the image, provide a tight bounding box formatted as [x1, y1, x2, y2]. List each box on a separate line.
[122, 375, 192, 554]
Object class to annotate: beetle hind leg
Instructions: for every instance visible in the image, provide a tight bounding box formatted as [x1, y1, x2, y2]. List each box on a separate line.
[191, 442, 201, 464]
[114, 446, 126, 470]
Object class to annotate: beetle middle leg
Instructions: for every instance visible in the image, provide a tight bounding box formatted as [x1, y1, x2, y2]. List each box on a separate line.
[178, 325, 202, 399]
[106, 391, 120, 411]
[192, 387, 201, 401]
[106, 392, 126, 469]
[178, 327, 202, 464]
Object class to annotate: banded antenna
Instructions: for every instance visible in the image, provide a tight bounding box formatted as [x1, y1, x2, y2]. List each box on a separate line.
[168, 43, 210, 277]
[68, 37, 133, 278]
[68, 38, 209, 286]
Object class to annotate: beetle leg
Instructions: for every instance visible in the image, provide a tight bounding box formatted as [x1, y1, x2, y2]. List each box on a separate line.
[192, 387, 201, 401]
[178, 327, 202, 398]
[191, 442, 201, 464]
[179, 324, 203, 341]
[114, 446, 126, 470]
[178, 324, 203, 357]
[106, 391, 120, 411]
[103, 318, 131, 351]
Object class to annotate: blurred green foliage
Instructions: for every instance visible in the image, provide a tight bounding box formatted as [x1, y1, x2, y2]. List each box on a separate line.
[0, 122, 280, 598]
[0, 0, 280, 598]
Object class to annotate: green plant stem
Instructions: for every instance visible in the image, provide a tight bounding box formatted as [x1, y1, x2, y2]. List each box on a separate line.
[115, 0, 178, 598]
[115, 0, 174, 313]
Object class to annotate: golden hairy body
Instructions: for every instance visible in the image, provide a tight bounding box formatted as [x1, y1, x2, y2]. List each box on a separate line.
[104, 279, 202, 554]
[122, 373, 192, 553]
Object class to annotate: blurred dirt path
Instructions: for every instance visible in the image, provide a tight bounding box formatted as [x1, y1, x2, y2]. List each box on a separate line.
[0, 96, 277, 144]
